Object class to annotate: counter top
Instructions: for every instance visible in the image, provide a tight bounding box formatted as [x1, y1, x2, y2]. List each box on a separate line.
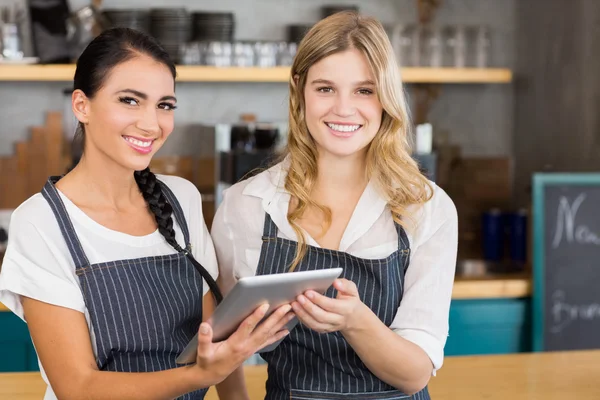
[210, 350, 600, 400]
[2, 350, 598, 399]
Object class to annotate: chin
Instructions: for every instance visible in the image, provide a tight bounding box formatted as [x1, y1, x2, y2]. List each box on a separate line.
[319, 142, 369, 159]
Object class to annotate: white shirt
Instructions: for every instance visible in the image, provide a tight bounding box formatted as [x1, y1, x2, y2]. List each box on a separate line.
[0, 175, 219, 400]
[210, 161, 458, 375]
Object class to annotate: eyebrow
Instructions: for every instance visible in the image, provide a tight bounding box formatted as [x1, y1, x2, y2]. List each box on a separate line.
[116, 89, 177, 102]
[310, 78, 375, 86]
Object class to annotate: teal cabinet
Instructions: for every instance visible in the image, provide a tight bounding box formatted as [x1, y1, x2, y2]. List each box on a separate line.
[445, 298, 532, 356]
[0, 311, 38, 372]
[0, 297, 532, 372]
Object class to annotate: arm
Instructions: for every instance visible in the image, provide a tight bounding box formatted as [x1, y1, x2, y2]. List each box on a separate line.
[292, 189, 458, 394]
[23, 294, 292, 400]
[23, 297, 203, 400]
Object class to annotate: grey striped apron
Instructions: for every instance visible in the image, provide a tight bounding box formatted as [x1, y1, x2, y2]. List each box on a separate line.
[41, 176, 208, 400]
[257, 214, 431, 400]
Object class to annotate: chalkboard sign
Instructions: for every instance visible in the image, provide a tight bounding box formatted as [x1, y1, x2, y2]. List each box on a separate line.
[532, 173, 600, 351]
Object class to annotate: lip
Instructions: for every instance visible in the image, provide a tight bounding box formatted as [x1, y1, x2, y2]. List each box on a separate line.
[324, 121, 363, 138]
[325, 121, 363, 125]
[122, 135, 154, 155]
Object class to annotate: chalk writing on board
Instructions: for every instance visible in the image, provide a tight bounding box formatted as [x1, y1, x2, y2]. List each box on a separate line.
[552, 193, 600, 248]
[551, 290, 600, 333]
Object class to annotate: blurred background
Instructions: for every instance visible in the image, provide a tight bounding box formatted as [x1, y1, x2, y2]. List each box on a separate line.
[1, 0, 599, 371]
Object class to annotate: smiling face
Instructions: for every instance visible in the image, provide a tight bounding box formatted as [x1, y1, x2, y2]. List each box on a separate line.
[303, 48, 383, 160]
[73, 54, 177, 172]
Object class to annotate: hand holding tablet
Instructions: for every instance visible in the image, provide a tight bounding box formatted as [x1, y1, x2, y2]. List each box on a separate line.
[176, 268, 343, 365]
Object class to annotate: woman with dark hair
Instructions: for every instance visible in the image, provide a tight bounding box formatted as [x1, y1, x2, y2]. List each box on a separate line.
[0, 28, 292, 400]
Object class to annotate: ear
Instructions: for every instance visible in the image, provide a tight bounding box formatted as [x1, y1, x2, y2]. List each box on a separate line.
[72, 89, 90, 124]
[293, 74, 300, 85]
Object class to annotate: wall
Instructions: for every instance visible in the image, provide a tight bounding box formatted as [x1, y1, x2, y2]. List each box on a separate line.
[0, 0, 515, 158]
[513, 0, 600, 206]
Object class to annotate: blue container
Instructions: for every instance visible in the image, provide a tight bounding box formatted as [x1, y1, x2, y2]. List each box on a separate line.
[509, 209, 528, 263]
[482, 209, 504, 261]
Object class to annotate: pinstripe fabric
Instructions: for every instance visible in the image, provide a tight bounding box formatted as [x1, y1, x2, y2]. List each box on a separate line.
[257, 214, 431, 400]
[41, 177, 208, 400]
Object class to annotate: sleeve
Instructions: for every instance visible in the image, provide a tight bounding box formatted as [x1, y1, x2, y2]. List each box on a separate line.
[389, 186, 458, 375]
[0, 212, 86, 321]
[186, 183, 220, 297]
[210, 187, 239, 295]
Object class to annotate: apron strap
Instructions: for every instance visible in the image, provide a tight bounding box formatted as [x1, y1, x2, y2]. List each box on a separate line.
[261, 212, 279, 240]
[157, 179, 191, 250]
[158, 179, 224, 304]
[41, 177, 91, 270]
[394, 222, 411, 272]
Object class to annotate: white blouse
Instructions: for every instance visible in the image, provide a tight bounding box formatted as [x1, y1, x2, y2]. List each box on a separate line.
[210, 160, 458, 375]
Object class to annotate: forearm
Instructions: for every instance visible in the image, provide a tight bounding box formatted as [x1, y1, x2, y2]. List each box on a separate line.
[342, 304, 432, 394]
[215, 366, 250, 400]
[58, 364, 208, 400]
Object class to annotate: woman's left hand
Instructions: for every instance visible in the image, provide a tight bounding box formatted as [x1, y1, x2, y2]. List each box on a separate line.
[291, 278, 366, 334]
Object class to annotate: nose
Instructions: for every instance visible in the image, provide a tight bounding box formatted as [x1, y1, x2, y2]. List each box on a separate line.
[332, 93, 357, 118]
[136, 105, 161, 135]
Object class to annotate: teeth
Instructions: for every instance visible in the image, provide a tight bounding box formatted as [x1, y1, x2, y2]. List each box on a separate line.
[124, 136, 152, 148]
[326, 123, 361, 133]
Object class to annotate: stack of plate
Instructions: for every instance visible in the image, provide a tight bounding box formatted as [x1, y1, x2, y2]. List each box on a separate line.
[103, 9, 151, 34]
[287, 24, 313, 44]
[191, 12, 234, 42]
[150, 8, 192, 61]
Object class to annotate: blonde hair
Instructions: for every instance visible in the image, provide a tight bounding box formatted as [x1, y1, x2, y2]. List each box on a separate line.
[282, 11, 433, 270]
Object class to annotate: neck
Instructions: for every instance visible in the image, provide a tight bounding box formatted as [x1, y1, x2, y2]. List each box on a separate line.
[69, 150, 141, 209]
[314, 150, 368, 196]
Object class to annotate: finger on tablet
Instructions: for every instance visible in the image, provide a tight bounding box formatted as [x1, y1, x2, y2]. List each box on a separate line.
[262, 329, 290, 348]
[196, 323, 214, 360]
[256, 304, 292, 334]
[233, 303, 270, 339]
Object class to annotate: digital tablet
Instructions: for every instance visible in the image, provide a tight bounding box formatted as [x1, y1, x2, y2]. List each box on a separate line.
[175, 267, 343, 364]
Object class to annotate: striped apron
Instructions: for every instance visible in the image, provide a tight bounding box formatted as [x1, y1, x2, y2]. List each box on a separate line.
[41, 177, 208, 400]
[257, 214, 431, 400]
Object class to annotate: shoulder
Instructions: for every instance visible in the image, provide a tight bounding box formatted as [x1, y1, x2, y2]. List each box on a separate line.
[221, 161, 286, 207]
[213, 162, 286, 234]
[155, 174, 200, 201]
[8, 193, 61, 236]
[425, 181, 457, 219]
[405, 181, 457, 244]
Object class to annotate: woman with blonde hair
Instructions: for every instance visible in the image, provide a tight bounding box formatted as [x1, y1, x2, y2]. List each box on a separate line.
[211, 11, 457, 400]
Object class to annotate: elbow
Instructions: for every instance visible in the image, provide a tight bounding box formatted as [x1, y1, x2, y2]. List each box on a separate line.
[395, 358, 433, 395]
[52, 371, 95, 400]
[402, 374, 431, 396]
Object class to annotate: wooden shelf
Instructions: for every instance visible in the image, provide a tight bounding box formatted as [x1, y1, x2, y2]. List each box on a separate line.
[0, 64, 512, 83]
[452, 275, 532, 299]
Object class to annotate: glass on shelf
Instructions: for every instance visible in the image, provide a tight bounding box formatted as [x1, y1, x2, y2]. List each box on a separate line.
[177, 40, 298, 67]
[445, 24, 467, 68]
[420, 25, 444, 68]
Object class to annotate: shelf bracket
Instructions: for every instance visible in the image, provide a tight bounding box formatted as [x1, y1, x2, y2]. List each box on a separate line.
[411, 83, 441, 125]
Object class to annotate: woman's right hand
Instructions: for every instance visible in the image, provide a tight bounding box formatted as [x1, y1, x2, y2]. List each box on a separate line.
[194, 303, 294, 385]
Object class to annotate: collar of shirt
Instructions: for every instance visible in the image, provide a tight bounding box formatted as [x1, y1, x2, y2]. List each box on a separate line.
[241, 159, 389, 252]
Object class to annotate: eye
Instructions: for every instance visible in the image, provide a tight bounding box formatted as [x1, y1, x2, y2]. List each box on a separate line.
[158, 102, 177, 111]
[357, 88, 374, 95]
[119, 96, 139, 106]
[317, 86, 334, 93]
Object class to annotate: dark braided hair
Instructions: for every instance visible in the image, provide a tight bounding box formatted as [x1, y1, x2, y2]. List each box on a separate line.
[72, 27, 222, 303]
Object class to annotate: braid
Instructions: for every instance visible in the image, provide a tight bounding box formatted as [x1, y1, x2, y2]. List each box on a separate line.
[134, 167, 223, 304]
[134, 167, 182, 251]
